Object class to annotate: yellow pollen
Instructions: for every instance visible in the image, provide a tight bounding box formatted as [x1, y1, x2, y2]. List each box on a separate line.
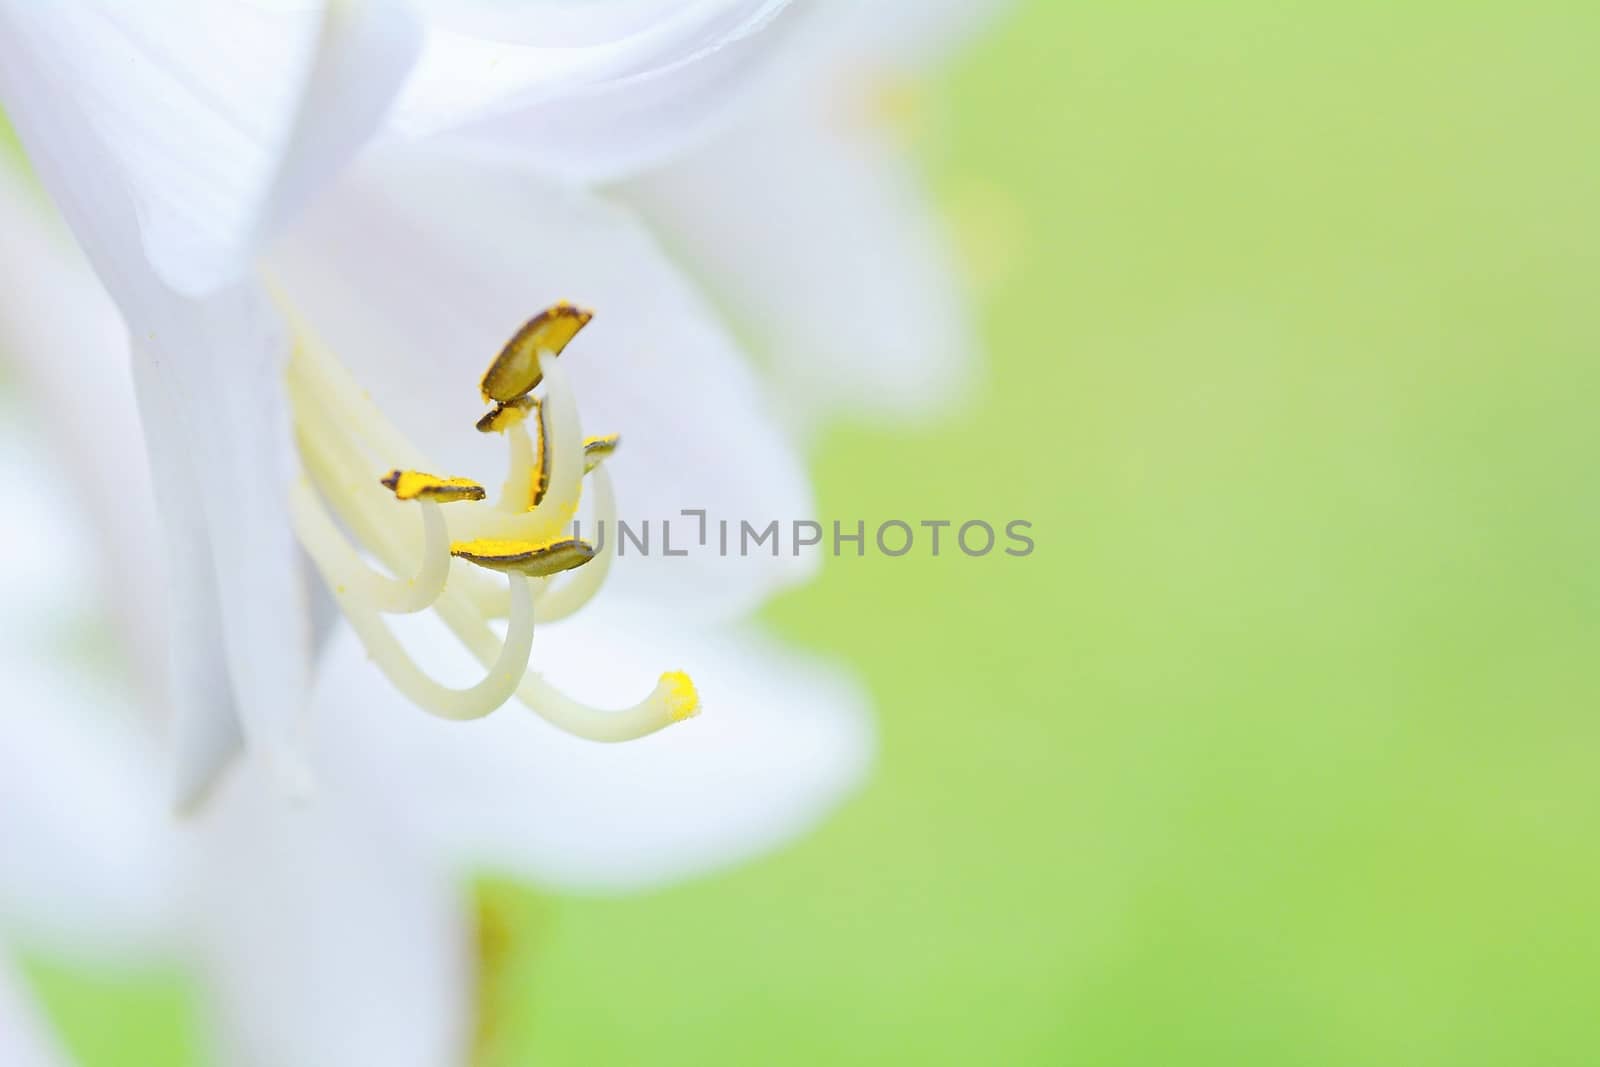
[479, 301, 594, 403]
[451, 537, 596, 577]
[475, 396, 537, 435]
[582, 433, 620, 473]
[658, 670, 700, 722]
[379, 469, 487, 503]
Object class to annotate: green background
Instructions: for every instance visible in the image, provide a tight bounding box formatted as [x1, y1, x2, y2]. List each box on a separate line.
[31, 2, 1600, 1063]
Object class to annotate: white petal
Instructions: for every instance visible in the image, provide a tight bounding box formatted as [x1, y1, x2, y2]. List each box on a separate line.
[187, 769, 470, 1067]
[392, 0, 791, 145]
[309, 607, 875, 892]
[0, 960, 69, 1067]
[269, 147, 817, 621]
[128, 332, 248, 810]
[0, 138, 257, 810]
[0, 1, 416, 800]
[412, 0, 771, 47]
[0, 655, 177, 960]
[622, 103, 981, 430]
[128, 287, 312, 808]
[0, 0, 419, 298]
[0, 160, 167, 714]
[411, 4, 804, 183]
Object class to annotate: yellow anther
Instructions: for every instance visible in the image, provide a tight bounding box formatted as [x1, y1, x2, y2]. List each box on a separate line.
[657, 671, 700, 722]
[451, 537, 596, 577]
[380, 469, 487, 503]
[480, 302, 594, 403]
[582, 434, 620, 473]
[476, 396, 537, 435]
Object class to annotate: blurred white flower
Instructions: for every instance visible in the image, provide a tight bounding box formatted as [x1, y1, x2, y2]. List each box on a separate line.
[0, 8, 886, 1058]
[1, 7, 880, 1057]
[617, 0, 1014, 432]
[0, 0, 821, 806]
[0, 193, 873, 1067]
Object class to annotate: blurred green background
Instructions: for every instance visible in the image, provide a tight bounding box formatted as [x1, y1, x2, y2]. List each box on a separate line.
[33, 1, 1600, 1063]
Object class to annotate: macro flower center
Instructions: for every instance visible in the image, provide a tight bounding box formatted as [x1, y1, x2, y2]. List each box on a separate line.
[285, 300, 698, 740]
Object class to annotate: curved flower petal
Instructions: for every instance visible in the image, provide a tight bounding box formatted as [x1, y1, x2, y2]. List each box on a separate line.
[270, 146, 817, 621]
[411, 0, 775, 47]
[0, 1, 422, 803]
[0, 960, 68, 1067]
[128, 324, 260, 811]
[613, 0, 1013, 429]
[0, 0, 420, 298]
[186, 770, 471, 1067]
[622, 101, 980, 430]
[414, 4, 803, 183]
[0, 161, 258, 812]
[392, 0, 792, 152]
[308, 606, 875, 893]
[8, 157, 313, 807]
[0, 161, 166, 717]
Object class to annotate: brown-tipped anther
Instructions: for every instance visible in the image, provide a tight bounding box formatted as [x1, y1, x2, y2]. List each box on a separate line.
[379, 469, 487, 503]
[582, 434, 620, 474]
[450, 537, 597, 578]
[476, 395, 538, 435]
[479, 302, 595, 403]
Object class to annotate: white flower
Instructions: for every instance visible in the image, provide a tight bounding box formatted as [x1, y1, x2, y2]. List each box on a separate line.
[0, 0, 832, 806]
[616, 0, 1014, 432]
[0, 187, 873, 1066]
[0, 7, 879, 1059]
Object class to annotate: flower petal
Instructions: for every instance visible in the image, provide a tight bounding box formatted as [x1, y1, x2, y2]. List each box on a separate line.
[187, 769, 471, 1067]
[269, 146, 817, 622]
[308, 606, 875, 892]
[0, 1, 420, 801]
[408, 3, 803, 183]
[411, 0, 774, 47]
[621, 92, 981, 431]
[27, 148, 313, 807]
[0, 960, 68, 1067]
[128, 287, 313, 808]
[0, 160, 166, 717]
[0, 0, 419, 298]
[392, 0, 792, 150]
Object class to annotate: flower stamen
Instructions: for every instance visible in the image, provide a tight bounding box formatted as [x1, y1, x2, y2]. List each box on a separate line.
[451, 537, 596, 578]
[582, 434, 619, 473]
[479, 301, 593, 403]
[280, 298, 695, 740]
[379, 469, 487, 504]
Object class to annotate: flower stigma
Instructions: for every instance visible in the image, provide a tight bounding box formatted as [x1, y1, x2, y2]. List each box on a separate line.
[285, 301, 700, 739]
